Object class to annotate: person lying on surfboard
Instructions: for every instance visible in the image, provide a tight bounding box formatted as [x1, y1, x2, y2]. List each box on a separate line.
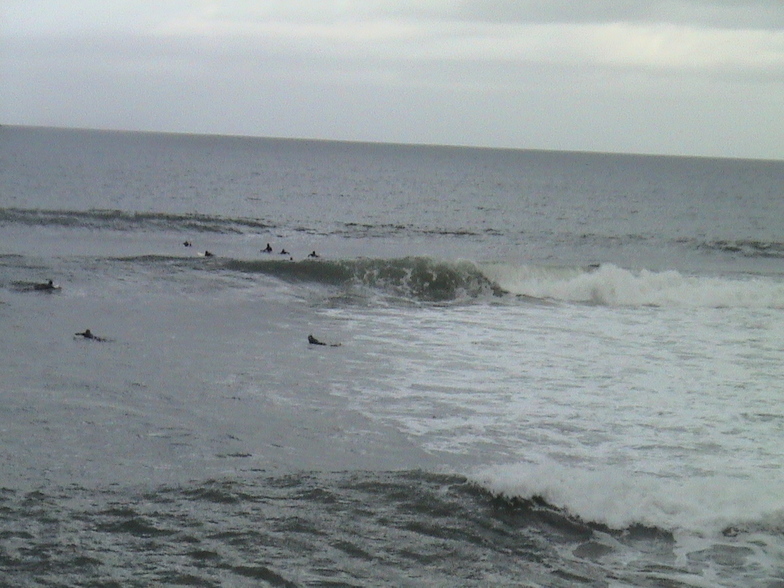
[308, 334, 341, 347]
[34, 279, 59, 291]
[75, 329, 107, 342]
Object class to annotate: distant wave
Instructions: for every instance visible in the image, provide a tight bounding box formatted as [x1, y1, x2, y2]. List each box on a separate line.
[338, 222, 494, 239]
[0, 207, 273, 234]
[0, 207, 495, 241]
[699, 238, 784, 259]
[480, 262, 784, 308]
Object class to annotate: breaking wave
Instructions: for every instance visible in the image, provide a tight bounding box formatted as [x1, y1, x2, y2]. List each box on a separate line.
[235, 256, 784, 308]
[480, 262, 784, 308]
[119, 254, 784, 308]
[223, 256, 504, 302]
[470, 462, 784, 538]
[3, 469, 779, 586]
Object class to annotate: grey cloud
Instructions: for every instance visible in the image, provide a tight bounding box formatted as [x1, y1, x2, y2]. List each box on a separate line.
[1, 3, 782, 159]
[448, 0, 784, 29]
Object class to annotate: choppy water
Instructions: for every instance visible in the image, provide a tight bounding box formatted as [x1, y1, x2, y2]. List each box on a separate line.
[1, 126, 783, 586]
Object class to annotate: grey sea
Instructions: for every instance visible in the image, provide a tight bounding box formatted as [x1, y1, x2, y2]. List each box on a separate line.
[1, 126, 783, 587]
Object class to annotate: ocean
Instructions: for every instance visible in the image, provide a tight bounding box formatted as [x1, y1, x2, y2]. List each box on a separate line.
[1, 125, 783, 587]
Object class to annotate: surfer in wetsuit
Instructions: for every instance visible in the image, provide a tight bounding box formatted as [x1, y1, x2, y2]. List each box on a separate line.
[204, 250, 214, 257]
[308, 334, 341, 347]
[263, 243, 273, 253]
[34, 280, 56, 291]
[75, 329, 106, 341]
[308, 251, 319, 258]
[280, 248, 289, 255]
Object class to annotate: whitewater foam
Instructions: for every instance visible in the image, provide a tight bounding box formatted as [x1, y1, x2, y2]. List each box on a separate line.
[480, 262, 784, 308]
[470, 462, 784, 536]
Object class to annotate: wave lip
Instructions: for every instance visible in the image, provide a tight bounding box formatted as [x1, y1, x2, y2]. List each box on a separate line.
[480, 262, 784, 308]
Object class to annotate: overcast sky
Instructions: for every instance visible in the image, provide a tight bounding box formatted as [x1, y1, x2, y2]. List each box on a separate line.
[2, 1, 783, 159]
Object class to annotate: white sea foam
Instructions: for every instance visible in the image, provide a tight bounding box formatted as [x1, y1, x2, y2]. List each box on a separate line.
[480, 262, 784, 308]
[470, 462, 784, 535]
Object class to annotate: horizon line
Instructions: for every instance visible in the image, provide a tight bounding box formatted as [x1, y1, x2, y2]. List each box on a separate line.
[2, 123, 781, 164]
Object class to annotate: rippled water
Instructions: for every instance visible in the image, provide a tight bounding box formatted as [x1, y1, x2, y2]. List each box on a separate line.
[1, 126, 783, 586]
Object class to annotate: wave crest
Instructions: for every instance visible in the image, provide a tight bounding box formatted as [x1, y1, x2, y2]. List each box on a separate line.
[471, 463, 784, 536]
[225, 256, 503, 302]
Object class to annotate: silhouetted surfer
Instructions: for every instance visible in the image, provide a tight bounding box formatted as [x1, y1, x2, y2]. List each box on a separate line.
[34, 280, 57, 291]
[308, 251, 319, 258]
[183, 241, 192, 247]
[308, 334, 341, 347]
[263, 243, 273, 253]
[75, 329, 106, 342]
[280, 249, 289, 255]
[204, 250, 214, 257]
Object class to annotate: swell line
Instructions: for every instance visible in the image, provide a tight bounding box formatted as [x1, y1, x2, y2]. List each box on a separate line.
[0, 207, 274, 234]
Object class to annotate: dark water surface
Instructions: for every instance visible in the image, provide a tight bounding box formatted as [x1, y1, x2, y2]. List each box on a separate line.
[1, 126, 783, 586]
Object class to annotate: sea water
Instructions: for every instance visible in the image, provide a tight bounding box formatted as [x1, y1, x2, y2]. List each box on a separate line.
[1, 126, 783, 586]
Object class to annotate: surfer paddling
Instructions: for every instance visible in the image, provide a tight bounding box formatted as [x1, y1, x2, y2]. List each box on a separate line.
[34, 279, 58, 291]
[308, 334, 341, 347]
[75, 329, 106, 342]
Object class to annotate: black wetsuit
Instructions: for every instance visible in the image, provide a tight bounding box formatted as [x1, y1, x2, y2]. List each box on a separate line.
[76, 330, 106, 341]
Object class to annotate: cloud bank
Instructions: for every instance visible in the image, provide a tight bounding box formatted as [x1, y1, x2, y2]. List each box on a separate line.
[2, 1, 782, 158]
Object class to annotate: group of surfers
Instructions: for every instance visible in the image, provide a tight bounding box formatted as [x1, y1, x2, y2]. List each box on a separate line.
[32, 236, 334, 345]
[184, 240, 319, 259]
